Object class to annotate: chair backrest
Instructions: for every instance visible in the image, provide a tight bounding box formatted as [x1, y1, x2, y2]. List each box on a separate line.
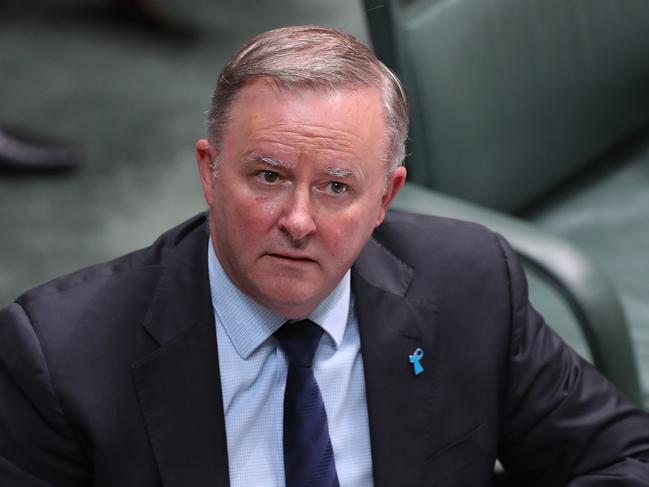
[364, 0, 649, 212]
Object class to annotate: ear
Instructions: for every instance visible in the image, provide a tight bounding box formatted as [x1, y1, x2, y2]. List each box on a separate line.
[375, 166, 407, 227]
[196, 138, 217, 206]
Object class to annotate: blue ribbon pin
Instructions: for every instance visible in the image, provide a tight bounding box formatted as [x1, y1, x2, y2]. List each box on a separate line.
[409, 348, 425, 376]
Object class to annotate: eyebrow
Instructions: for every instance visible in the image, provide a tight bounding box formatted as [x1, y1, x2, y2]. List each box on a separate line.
[250, 154, 355, 178]
[324, 167, 354, 178]
[252, 154, 289, 169]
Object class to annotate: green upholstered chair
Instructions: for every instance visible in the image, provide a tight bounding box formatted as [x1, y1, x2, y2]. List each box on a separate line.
[364, 0, 649, 212]
[363, 0, 648, 406]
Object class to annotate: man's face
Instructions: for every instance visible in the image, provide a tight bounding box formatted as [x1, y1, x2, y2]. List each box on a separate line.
[196, 79, 406, 319]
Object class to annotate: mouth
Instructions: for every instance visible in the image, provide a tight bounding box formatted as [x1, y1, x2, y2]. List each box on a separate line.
[266, 253, 317, 264]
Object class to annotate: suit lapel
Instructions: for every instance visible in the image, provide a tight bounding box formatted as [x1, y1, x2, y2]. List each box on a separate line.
[131, 220, 230, 487]
[353, 237, 437, 487]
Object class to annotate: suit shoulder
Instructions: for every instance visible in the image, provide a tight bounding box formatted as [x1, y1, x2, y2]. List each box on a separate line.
[14, 213, 208, 309]
[377, 211, 503, 264]
[370, 211, 511, 306]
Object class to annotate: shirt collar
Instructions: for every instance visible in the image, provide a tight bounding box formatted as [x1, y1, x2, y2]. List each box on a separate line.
[207, 238, 350, 359]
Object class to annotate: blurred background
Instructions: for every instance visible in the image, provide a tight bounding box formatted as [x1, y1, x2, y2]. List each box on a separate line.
[1, 0, 649, 404]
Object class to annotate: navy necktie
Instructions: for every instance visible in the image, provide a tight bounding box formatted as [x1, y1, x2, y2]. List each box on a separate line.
[274, 319, 340, 487]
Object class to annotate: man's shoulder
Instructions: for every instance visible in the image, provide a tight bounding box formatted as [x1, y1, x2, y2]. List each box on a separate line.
[14, 213, 209, 314]
[0, 214, 211, 403]
[358, 210, 512, 305]
[376, 210, 503, 264]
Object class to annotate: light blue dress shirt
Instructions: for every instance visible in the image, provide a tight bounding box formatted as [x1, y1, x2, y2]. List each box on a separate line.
[207, 240, 374, 487]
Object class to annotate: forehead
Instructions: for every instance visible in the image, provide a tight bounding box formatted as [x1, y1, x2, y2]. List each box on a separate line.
[221, 79, 388, 161]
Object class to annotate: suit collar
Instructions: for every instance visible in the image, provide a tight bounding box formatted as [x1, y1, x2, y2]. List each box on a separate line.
[132, 215, 230, 486]
[141, 214, 213, 346]
[353, 234, 438, 487]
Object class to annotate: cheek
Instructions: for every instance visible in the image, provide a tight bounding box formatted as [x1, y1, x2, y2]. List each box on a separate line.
[320, 214, 376, 262]
[225, 195, 279, 241]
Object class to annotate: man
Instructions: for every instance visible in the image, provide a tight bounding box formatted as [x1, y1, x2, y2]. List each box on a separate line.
[1, 25, 649, 487]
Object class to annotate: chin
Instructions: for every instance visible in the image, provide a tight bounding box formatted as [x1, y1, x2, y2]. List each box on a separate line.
[257, 285, 323, 319]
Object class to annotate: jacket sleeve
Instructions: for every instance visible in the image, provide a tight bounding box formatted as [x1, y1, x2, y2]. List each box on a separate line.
[0, 303, 90, 486]
[495, 235, 649, 486]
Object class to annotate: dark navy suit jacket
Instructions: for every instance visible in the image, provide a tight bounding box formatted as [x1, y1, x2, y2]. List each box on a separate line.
[2, 211, 649, 486]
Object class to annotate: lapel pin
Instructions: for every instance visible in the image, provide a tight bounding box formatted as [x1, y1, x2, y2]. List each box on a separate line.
[409, 348, 424, 376]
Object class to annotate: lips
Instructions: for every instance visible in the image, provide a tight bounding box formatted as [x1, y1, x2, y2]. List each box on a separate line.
[266, 252, 317, 263]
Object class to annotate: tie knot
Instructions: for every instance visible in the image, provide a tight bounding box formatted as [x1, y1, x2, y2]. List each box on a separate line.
[274, 319, 324, 367]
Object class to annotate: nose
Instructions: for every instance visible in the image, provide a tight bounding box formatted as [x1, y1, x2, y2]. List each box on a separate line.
[278, 187, 316, 243]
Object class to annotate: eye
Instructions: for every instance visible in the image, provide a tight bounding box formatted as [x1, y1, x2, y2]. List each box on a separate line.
[258, 170, 280, 183]
[329, 181, 348, 194]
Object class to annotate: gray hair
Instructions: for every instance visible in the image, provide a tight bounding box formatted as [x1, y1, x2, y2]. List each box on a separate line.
[206, 25, 408, 172]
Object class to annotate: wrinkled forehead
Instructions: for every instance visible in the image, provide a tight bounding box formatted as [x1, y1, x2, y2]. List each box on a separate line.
[225, 78, 390, 155]
[234, 76, 386, 113]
